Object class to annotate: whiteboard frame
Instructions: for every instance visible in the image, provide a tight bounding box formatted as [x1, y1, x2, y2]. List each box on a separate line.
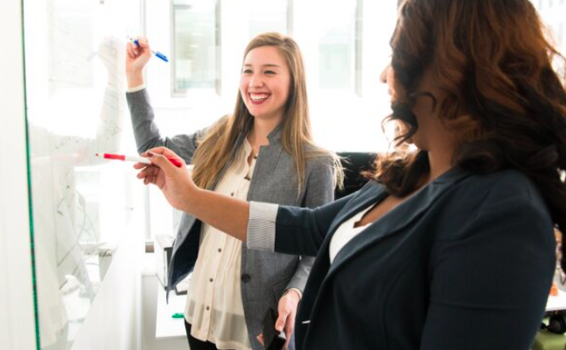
[0, 0, 38, 349]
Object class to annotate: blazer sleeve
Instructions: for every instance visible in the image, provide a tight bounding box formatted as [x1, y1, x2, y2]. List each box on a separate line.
[247, 191, 354, 257]
[126, 88, 207, 162]
[286, 156, 336, 293]
[420, 184, 555, 350]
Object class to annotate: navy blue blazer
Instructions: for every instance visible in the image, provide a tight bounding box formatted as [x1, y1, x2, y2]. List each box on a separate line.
[272, 168, 555, 350]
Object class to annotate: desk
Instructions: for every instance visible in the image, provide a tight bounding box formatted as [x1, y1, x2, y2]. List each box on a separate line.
[155, 283, 566, 339]
[546, 289, 566, 312]
[156, 287, 186, 339]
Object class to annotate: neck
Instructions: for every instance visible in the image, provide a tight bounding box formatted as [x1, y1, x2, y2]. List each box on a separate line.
[424, 120, 460, 183]
[248, 118, 280, 147]
[426, 144, 455, 182]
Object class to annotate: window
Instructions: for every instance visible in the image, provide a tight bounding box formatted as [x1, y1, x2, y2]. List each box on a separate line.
[530, 0, 566, 53]
[247, 0, 290, 39]
[144, 0, 398, 240]
[171, 0, 220, 95]
[163, 0, 397, 155]
[317, 0, 361, 92]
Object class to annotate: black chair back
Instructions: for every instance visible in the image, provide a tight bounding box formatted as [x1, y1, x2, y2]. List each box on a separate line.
[335, 152, 377, 200]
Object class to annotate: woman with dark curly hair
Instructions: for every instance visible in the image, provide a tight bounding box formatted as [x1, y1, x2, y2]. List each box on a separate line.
[134, 0, 566, 349]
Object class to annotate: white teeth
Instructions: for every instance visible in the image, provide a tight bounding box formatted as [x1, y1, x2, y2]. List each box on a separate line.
[250, 93, 269, 101]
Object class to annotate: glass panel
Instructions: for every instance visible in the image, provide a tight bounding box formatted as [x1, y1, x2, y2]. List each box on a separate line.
[530, 0, 566, 76]
[318, 0, 357, 90]
[172, 0, 218, 93]
[247, 0, 288, 39]
[306, 0, 397, 152]
[22, 0, 138, 348]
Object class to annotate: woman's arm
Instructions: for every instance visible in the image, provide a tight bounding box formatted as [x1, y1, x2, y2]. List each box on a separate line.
[136, 147, 352, 249]
[125, 38, 205, 161]
[126, 89, 205, 160]
[137, 148, 251, 239]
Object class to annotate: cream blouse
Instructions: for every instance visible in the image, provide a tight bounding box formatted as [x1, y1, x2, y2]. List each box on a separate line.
[184, 139, 256, 350]
[328, 204, 373, 264]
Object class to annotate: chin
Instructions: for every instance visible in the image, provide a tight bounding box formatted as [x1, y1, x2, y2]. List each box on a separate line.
[404, 137, 426, 151]
[249, 111, 265, 119]
[407, 144, 419, 152]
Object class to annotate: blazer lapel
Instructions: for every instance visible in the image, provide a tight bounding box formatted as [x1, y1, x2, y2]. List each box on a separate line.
[307, 182, 387, 280]
[326, 167, 469, 277]
[325, 182, 388, 239]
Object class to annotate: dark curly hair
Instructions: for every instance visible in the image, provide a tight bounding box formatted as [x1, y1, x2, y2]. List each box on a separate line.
[369, 0, 566, 268]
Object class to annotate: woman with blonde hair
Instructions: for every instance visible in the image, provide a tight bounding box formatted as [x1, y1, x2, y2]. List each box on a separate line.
[125, 32, 340, 350]
[135, 0, 566, 349]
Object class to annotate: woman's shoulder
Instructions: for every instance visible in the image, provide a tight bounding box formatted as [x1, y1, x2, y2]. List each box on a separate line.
[303, 144, 337, 164]
[196, 114, 233, 143]
[463, 168, 540, 198]
[304, 147, 341, 182]
[435, 169, 555, 251]
[447, 168, 549, 219]
[205, 114, 231, 134]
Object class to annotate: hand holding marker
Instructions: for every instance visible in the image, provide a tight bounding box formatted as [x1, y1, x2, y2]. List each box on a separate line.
[129, 37, 169, 63]
[96, 153, 192, 169]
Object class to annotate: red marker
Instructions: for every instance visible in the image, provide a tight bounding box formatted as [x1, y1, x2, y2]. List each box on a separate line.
[95, 153, 185, 168]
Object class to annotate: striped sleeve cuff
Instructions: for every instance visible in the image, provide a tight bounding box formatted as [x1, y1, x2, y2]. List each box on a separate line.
[127, 84, 146, 93]
[247, 201, 279, 252]
[284, 287, 303, 300]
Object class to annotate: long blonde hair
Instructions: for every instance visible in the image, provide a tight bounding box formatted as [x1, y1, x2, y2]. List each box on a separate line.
[191, 32, 342, 192]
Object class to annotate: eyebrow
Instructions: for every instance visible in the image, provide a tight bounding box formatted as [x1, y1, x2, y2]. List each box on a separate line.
[243, 63, 282, 68]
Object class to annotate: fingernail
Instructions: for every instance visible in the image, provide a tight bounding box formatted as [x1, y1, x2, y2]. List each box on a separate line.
[147, 151, 155, 158]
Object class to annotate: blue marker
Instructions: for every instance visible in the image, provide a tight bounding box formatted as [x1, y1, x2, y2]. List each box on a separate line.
[129, 37, 169, 63]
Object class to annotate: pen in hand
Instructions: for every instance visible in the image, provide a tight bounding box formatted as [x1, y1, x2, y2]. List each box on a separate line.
[128, 37, 169, 63]
[95, 153, 191, 169]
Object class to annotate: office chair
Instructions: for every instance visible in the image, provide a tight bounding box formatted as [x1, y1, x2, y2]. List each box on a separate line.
[335, 152, 377, 200]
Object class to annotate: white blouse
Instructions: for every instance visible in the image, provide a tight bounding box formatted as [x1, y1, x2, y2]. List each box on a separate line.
[184, 139, 256, 350]
[328, 204, 374, 263]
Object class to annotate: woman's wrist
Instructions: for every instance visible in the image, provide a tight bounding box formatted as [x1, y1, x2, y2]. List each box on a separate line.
[126, 70, 144, 89]
[282, 288, 302, 303]
[181, 185, 204, 215]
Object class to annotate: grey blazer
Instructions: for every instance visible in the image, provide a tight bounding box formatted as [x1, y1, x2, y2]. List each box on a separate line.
[126, 89, 335, 350]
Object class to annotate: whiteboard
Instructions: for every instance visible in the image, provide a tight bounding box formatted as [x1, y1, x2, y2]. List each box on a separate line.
[22, 0, 141, 348]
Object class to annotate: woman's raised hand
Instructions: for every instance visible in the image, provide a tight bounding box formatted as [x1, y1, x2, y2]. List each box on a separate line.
[135, 147, 199, 213]
[125, 37, 152, 88]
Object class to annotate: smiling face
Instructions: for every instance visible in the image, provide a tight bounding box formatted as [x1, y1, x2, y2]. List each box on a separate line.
[239, 46, 291, 124]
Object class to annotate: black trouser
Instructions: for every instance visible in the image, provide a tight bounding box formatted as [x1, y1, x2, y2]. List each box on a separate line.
[184, 320, 219, 350]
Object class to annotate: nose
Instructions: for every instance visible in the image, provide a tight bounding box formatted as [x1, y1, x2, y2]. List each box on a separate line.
[379, 64, 390, 84]
[249, 73, 264, 88]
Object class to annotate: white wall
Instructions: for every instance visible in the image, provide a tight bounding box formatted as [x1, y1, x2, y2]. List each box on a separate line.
[0, 0, 39, 349]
